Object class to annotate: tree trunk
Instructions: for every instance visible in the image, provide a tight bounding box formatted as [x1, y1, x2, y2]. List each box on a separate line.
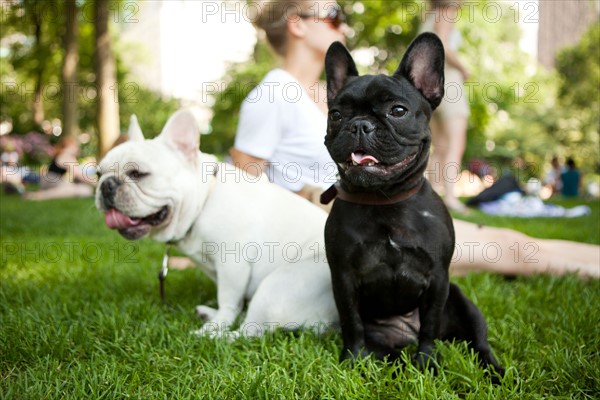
[95, 0, 120, 158]
[62, 0, 79, 138]
[31, 8, 44, 127]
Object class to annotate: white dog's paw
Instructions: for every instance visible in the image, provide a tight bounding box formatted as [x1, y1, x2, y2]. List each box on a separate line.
[195, 305, 218, 321]
[190, 322, 239, 341]
[190, 326, 219, 339]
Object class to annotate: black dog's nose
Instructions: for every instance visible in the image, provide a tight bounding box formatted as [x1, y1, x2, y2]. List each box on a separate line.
[100, 177, 119, 208]
[351, 120, 375, 136]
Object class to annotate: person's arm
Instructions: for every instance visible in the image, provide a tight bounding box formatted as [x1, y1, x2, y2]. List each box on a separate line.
[229, 147, 268, 177]
[434, 8, 470, 80]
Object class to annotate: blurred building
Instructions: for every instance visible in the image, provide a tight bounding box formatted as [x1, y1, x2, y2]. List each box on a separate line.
[118, 0, 257, 131]
[537, 0, 599, 68]
[119, 1, 164, 94]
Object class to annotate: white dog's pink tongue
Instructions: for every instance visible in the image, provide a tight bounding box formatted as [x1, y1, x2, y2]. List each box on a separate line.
[351, 152, 380, 165]
[105, 208, 141, 230]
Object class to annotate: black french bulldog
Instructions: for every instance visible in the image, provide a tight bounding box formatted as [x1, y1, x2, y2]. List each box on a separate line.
[322, 33, 504, 381]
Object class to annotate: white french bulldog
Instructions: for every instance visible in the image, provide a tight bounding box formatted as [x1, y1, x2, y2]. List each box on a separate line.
[95, 110, 338, 338]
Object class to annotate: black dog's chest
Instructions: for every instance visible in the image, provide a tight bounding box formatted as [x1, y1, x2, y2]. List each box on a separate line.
[350, 230, 431, 282]
[354, 234, 432, 316]
[325, 200, 450, 316]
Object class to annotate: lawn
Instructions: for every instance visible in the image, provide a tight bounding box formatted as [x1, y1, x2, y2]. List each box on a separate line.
[1, 192, 599, 399]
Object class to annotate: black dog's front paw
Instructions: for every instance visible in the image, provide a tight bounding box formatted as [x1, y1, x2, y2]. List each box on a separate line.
[487, 367, 505, 385]
[482, 361, 505, 385]
[412, 351, 439, 374]
[478, 351, 505, 384]
[339, 347, 371, 366]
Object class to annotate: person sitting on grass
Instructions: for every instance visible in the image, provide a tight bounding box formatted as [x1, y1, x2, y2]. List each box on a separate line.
[24, 137, 96, 201]
[560, 158, 582, 198]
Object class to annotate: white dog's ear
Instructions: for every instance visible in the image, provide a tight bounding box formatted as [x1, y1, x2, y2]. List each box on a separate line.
[128, 115, 144, 142]
[159, 110, 199, 163]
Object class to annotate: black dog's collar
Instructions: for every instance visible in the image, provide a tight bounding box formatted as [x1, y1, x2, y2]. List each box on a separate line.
[320, 181, 423, 206]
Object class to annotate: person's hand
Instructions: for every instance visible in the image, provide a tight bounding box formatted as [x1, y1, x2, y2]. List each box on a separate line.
[460, 66, 470, 81]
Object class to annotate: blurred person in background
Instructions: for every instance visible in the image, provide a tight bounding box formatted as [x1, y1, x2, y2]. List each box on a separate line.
[24, 137, 96, 200]
[420, 0, 471, 213]
[560, 158, 582, 197]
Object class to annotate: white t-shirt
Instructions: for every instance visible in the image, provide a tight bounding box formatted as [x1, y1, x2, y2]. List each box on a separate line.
[234, 69, 337, 191]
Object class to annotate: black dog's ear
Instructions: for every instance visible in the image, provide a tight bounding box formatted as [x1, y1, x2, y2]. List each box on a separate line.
[325, 42, 359, 104]
[395, 33, 445, 110]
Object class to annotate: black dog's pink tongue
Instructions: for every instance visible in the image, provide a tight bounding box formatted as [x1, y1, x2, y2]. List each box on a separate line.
[351, 152, 380, 165]
[105, 208, 141, 230]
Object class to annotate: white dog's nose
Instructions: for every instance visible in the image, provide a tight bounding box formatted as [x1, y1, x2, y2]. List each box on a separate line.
[100, 177, 119, 208]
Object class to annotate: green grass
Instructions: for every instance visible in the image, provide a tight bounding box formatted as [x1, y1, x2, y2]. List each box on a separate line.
[1, 192, 599, 399]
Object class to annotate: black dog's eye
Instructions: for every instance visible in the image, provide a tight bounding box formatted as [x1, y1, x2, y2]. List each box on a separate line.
[389, 106, 407, 118]
[126, 170, 149, 180]
[329, 111, 342, 122]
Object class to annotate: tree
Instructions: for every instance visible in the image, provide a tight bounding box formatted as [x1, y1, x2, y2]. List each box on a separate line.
[1, 1, 72, 134]
[94, 0, 119, 157]
[2, 0, 62, 129]
[1, 0, 180, 161]
[28, 0, 45, 126]
[61, 0, 79, 139]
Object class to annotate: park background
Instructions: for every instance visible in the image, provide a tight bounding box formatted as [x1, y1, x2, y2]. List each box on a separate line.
[1, 0, 599, 186]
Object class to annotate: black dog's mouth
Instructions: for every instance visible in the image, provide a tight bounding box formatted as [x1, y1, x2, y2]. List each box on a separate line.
[339, 150, 418, 175]
[104, 206, 170, 240]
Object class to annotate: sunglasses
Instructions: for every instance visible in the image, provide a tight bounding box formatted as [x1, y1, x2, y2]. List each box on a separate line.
[299, 5, 346, 29]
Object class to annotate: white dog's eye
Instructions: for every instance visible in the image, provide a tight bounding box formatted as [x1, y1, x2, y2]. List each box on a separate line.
[126, 170, 149, 181]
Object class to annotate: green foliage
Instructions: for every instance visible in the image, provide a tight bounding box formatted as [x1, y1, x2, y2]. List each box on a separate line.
[0, 0, 181, 159]
[458, 8, 599, 177]
[458, 1, 529, 164]
[556, 23, 600, 112]
[117, 86, 181, 139]
[339, 0, 419, 74]
[478, 22, 600, 179]
[554, 23, 600, 169]
[0, 0, 63, 133]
